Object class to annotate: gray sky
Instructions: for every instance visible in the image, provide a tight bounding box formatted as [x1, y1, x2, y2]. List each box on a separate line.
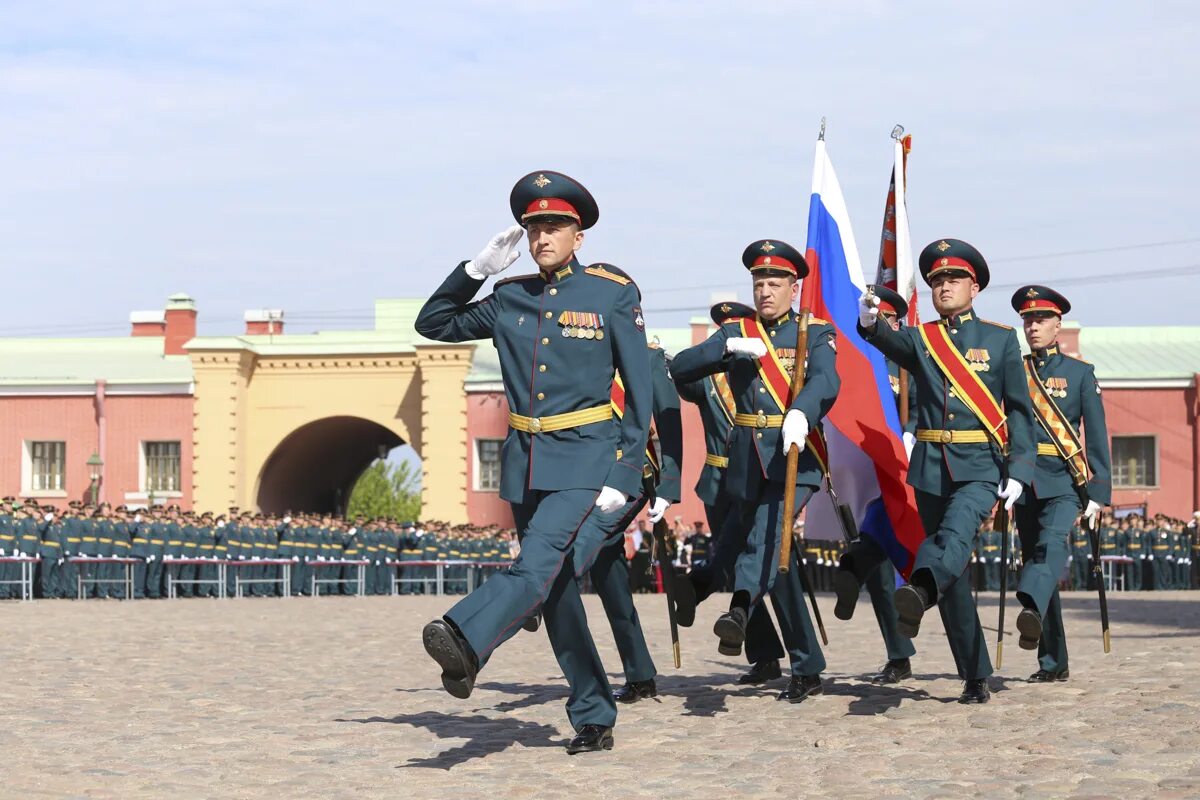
[2, 1, 1197, 337]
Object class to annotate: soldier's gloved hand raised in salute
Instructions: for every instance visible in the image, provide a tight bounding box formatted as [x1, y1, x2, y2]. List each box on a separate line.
[595, 486, 628, 514]
[724, 337, 768, 358]
[781, 410, 809, 454]
[647, 497, 670, 524]
[858, 292, 880, 328]
[997, 478, 1023, 510]
[465, 225, 525, 279]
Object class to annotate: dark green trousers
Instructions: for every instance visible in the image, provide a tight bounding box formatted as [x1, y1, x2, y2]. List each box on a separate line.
[913, 484, 994, 681]
[445, 489, 615, 731]
[1015, 496, 1077, 673]
[841, 537, 917, 662]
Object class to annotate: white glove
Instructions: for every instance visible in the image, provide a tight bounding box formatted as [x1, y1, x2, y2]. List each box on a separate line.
[147, 555, 156, 563]
[1083, 500, 1102, 527]
[595, 486, 628, 514]
[993, 557, 1002, 564]
[348, 527, 357, 535]
[858, 292, 880, 328]
[44, 513, 55, 522]
[902, 431, 916, 459]
[781, 410, 809, 455]
[465, 225, 524, 279]
[997, 478, 1023, 511]
[292, 555, 300, 562]
[724, 337, 768, 358]
[57, 558, 64, 566]
[647, 497, 670, 524]
[283, 516, 292, 524]
[1147, 554, 1153, 561]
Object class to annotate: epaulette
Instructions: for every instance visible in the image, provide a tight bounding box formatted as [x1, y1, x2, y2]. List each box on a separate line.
[980, 319, 1013, 330]
[494, 272, 541, 288]
[807, 316, 830, 326]
[585, 263, 633, 285]
[710, 301, 756, 325]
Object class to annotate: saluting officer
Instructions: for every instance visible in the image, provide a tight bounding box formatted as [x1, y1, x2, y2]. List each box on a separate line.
[858, 239, 1035, 704]
[1010, 285, 1111, 682]
[830, 285, 918, 685]
[672, 239, 839, 704]
[415, 171, 651, 754]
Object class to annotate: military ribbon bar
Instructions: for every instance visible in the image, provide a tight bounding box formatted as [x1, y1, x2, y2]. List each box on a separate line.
[917, 321, 1009, 453]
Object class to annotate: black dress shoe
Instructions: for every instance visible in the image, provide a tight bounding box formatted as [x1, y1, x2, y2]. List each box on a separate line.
[894, 584, 930, 639]
[566, 724, 614, 754]
[869, 658, 913, 684]
[777, 674, 824, 704]
[958, 678, 991, 704]
[1016, 607, 1042, 650]
[713, 607, 748, 656]
[612, 679, 658, 703]
[833, 568, 861, 621]
[738, 659, 782, 684]
[674, 577, 697, 628]
[422, 619, 478, 700]
[1028, 668, 1069, 683]
[522, 613, 541, 633]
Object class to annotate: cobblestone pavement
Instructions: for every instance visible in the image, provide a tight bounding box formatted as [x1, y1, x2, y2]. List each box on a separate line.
[3, 590, 1199, 799]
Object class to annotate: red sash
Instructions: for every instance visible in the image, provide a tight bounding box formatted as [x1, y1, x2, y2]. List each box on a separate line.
[736, 315, 829, 466]
[917, 321, 1009, 452]
[611, 374, 659, 471]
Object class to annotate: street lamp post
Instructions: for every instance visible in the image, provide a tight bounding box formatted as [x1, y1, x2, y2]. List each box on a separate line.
[87, 452, 104, 506]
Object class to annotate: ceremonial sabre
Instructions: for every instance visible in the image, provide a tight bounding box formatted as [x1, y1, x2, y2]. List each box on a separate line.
[995, 465, 1011, 669]
[645, 475, 682, 668]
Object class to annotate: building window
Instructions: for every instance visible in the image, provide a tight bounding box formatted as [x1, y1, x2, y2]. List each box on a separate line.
[145, 441, 182, 493]
[1112, 435, 1156, 488]
[30, 441, 66, 492]
[476, 439, 502, 492]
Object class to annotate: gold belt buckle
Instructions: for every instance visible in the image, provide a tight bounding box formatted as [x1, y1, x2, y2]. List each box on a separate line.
[528, 417, 543, 434]
[755, 411, 767, 429]
[940, 430, 953, 444]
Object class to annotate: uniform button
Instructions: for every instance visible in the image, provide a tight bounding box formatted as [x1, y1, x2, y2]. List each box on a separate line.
[541, 337, 549, 345]
[539, 365, 547, 373]
[544, 311, 552, 319]
[770, 331, 776, 337]
[948, 413, 956, 420]
[537, 392, 545, 400]
[950, 328, 958, 335]
[756, 433, 763, 439]
[759, 387, 766, 393]
[549, 288, 558, 295]
[1038, 361, 1045, 367]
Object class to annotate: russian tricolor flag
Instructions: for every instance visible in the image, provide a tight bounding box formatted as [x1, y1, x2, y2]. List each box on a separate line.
[800, 135, 923, 577]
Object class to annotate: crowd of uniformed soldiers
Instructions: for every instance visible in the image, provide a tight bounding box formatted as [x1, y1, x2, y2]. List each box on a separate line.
[0, 497, 516, 600]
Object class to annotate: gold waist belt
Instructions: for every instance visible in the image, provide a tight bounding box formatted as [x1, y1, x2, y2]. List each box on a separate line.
[704, 453, 729, 468]
[734, 412, 784, 429]
[1037, 443, 1064, 457]
[508, 404, 613, 434]
[916, 428, 990, 444]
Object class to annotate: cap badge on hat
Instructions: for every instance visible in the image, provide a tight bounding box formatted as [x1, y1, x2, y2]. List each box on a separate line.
[763, 257, 772, 265]
[533, 174, 551, 188]
[721, 304, 731, 313]
[760, 241, 775, 253]
[936, 240, 951, 252]
[940, 257, 949, 266]
[538, 199, 549, 209]
[1026, 288, 1039, 298]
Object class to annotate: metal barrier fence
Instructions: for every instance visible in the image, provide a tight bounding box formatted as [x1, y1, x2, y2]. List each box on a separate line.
[229, 559, 293, 598]
[0, 556, 40, 601]
[391, 560, 511, 596]
[164, 557, 229, 599]
[311, 559, 367, 597]
[69, 556, 138, 600]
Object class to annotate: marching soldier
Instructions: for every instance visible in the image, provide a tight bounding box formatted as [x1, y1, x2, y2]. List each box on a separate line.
[675, 322, 788, 686]
[415, 170, 651, 754]
[829, 285, 918, 685]
[859, 238, 1035, 704]
[672, 239, 839, 704]
[1009, 285, 1111, 682]
[569, 335, 685, 704]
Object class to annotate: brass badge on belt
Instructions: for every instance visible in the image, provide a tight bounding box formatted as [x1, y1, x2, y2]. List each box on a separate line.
[558, 310, 605, 340]
[965, 348, 990, 372]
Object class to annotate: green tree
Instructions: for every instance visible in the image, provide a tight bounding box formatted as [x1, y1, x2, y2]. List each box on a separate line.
[347, 460, 421, 521]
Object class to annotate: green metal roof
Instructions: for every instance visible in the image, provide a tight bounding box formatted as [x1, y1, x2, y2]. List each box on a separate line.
[1079, 325, 1200, 382]
[0, 337, 193, 387]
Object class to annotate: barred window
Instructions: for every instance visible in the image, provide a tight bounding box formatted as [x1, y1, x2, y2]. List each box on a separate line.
[1112, 436, 1156, 488]
[476, 439, 502, 492]
[31, 441, 66, 492]
[145, 441, 181, 493]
